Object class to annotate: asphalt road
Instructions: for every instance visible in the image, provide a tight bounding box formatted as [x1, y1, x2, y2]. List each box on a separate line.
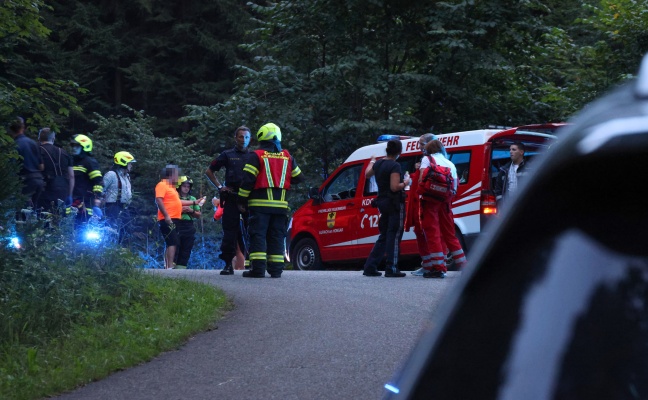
[53, 270, 461, 400]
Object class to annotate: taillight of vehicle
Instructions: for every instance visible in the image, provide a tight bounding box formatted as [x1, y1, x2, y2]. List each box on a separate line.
[480, 191, 498, 215]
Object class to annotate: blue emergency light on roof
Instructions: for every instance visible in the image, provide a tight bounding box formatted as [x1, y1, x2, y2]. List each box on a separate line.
[377, 134, 411, 142]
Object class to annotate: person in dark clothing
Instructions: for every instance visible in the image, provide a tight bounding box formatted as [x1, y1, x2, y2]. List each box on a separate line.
[38, 127, 74, 214]
[205, 126, 251, 275]
[9, 117, 44, 211]
[362, 139, 412, 278]
[237, 122, 303, 278]
[494, 141, 530, 203]
[174, 176, 205, 269]
[68, 134, 103, 223]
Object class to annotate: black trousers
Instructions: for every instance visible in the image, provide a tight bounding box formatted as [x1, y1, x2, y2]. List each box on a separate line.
[175, 220, 196, 267]
[39, 176, 68, 213]
[20, 173, 45, 210]
[248, 210, 287, 276]
[219, 194, 247, 264]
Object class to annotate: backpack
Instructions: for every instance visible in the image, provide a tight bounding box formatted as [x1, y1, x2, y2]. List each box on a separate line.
[417, 155, 456, 202]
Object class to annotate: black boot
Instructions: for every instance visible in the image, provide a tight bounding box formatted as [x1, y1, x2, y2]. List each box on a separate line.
[242, 270, 265, 278]
[220, 264, 234, 275]
[384, 266, 406, 278]
[363, 268, 382, 277]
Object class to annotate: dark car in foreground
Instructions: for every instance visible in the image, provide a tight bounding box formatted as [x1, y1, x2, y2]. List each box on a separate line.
[384, 54, 648, 399]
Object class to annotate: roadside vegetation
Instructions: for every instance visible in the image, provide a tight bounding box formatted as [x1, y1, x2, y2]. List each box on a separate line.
[0, 220, 229, 400]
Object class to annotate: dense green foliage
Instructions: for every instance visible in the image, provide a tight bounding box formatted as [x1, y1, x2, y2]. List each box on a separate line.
[2, 0, 648, 237]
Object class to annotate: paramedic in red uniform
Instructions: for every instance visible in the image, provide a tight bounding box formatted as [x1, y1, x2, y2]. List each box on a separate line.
[405, 133, 448, 276]
[237, 123, 302, 278]
[418, 139, 467, 278]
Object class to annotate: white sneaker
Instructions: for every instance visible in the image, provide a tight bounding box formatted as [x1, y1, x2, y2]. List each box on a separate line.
[411, 267, 424, 276]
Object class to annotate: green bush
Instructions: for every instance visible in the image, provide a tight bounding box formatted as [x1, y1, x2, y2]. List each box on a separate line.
[0, 221, 146, 346]
[0, 219, 228, 400]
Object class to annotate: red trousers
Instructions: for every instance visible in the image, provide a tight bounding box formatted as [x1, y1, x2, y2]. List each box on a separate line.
[419, 198, 466, 273]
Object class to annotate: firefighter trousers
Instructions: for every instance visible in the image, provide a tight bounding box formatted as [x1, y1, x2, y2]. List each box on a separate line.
[247, 210, 287, 276]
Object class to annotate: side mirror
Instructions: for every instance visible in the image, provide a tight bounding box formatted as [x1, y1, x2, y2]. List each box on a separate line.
[308, 187, 321, 205]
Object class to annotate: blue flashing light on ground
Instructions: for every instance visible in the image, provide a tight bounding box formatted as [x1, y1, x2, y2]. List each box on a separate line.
[384, 383, 400, 394]
[84, 230, 101, 242]
[10, 236, 21, 249]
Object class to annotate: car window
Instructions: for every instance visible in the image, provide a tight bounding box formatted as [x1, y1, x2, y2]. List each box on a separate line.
[448, 151, 471, 184]
[321, 164, 362, 202]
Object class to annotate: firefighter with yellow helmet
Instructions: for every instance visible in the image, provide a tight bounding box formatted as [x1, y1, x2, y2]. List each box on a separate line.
[69, 134, 103, 222]
[237, 122, 303, 278]
[103, 151, 136, 242]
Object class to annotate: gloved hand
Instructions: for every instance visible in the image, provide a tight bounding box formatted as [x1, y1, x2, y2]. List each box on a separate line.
[92, 206, 103, 219]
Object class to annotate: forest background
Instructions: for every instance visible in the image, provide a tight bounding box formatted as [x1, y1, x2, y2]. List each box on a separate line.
[1, 0, 647, 262]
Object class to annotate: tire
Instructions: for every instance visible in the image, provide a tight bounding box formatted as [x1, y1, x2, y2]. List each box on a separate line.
[290, 238, 322, 271]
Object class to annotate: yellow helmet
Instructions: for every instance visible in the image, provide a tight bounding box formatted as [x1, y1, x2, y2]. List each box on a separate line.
[71, 134, 93, 152]
[176, 175, 193, 188]
[114, 151, 136, 166]
[257, 123, 282, 142]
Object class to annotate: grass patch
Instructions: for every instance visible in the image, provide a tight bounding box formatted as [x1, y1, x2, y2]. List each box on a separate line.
[0, 272, 228, 400]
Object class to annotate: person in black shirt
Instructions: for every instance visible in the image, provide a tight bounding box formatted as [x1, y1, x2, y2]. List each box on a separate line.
[9, 117, 44, 211]
[38, 127, 74, 214]
[362, 139, 411, 278]
[205, 126, 251, 275]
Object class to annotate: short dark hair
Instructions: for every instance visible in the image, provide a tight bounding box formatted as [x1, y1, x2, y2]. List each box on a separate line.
[386, 139, 403, 157]
[234, 126, 251, 137]
[512, 141, 526, 152]
[8, 117, 25, 134]
[38, 127, 55, 142]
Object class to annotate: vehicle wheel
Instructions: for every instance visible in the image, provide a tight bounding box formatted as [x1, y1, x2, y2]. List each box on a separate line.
[291, 238, 322, 270]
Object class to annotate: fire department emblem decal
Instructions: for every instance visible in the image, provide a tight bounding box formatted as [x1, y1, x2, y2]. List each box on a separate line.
[327, 212, 336, 228]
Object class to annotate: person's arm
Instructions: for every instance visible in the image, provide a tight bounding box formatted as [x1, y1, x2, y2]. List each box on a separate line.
[365, 157, 376, 178]
[205, 168, 223, 190]
[36, 142, 44, 171]
[67, 166, 74, 199]
[155, 197, 172, 225]
[180, 197, 206, 207]
[237, 153, 260, 212]
[390, 172, 410, 192]
[205, 155, 225, 190]
[290, 156, 303, 184]
[191, 201, 202, 218]
[88, 158, 103, 206]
